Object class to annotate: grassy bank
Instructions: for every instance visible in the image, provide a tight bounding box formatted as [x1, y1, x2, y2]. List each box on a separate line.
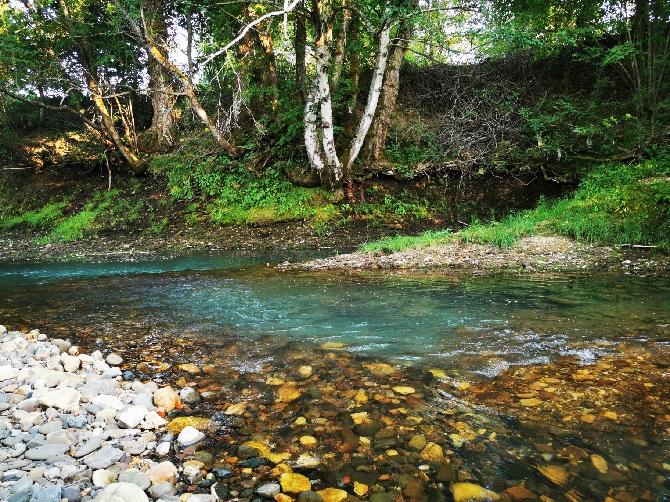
[362, 156, 670, 252]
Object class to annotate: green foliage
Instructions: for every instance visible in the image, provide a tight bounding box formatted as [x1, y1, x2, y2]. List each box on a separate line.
[460, 156, 670, 248]
[361, 155, 670, 251]
[1, 202, 68, 230]
[42, 190, 119, 242]
[151, 153, 334, 225]
[361, 229, 452, 253]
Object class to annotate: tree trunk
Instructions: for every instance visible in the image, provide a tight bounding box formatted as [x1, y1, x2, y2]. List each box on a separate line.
[367, 21, 412, 161]
[144, 0, 176, 152]
[255, 29, 280, 117]
[315, 41, 342, 181]
[332, 2, 350, 86]
[304, 80, 326, 175]
[344, 22, 393, 174]
[58, 0, 143, 172]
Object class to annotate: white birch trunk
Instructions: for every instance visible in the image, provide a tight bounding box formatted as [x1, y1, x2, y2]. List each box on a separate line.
[345, 22, 393, 172]
[315, 43, 342, 180]
[304, 77, 326, 173]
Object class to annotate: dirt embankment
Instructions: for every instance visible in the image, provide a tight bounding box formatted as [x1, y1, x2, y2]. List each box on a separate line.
[283, 236, 670, 276]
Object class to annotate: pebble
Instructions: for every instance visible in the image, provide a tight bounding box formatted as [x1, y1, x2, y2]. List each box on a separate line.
[105, 353, 123, 366]
[256, 482, 281, 498]
[177, 426, 205, 446]
[83, 446, 124, 469]
[94, 482, 149, 502]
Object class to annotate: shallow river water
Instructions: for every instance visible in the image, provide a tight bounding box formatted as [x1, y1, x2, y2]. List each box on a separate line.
[1, 252, 669, 501]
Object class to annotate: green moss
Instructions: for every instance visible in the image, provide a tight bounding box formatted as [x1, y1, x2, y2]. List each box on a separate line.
[151, 154, 333, 225]
[38, 190, 118, 243]
[1, 202, 69, 230]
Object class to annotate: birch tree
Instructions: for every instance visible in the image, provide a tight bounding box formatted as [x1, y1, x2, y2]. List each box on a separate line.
[300, 0, 412, 185]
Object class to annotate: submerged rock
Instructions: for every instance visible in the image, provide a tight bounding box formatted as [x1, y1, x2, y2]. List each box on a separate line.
[451, 482, 501, 502]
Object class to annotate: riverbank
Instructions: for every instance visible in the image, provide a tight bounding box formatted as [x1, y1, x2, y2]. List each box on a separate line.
[1, 324, 669, 501]
[286, 235, 670, 276]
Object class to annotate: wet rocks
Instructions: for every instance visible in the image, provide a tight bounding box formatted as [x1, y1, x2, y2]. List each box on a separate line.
[451, 482, 501, 502]
[279, 472, 311, 493]
[153, 386, 180, 412]
[177, 425, 205, 446]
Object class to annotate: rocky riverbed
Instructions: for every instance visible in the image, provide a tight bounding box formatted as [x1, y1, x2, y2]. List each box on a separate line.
[1, 324, 669, 502]
[286, 236, 670, 276]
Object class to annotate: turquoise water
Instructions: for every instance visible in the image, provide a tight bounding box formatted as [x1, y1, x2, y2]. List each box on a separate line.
[1, 253, 669, 372]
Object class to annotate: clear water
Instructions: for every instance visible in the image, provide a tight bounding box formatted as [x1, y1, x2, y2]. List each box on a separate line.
[2, 253, 670, 499]
[1, 252, 669, 373]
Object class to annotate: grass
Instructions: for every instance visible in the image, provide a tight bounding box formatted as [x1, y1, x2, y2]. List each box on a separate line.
[1, 202, 68, 230]
[361, 230, 452, 252]
[360, 156, 670, 252]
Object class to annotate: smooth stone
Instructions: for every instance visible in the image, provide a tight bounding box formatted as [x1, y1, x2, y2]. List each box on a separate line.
[116, 406, 147, 429]
[30, 484, 61, 502]
[92, 395, 124, 412]
[118, 469, 150, 491]
[177, 426, 205, 447]
[179, 387, 200, 405]
[92, 469, 117, 488]
[61, 355, 80, 373]
[0, 365, 18, 381]
[80, 380, 117, 400]
[451, 482, 501, 502]
[256, 482, 281, 498]
[25, 443, 69, 460]
[74, 436, 104, 458]
[148, 481, 175, 498]
[38, 420, 63, 435]
[155, 441, 171, 456]
[141, 411, 166, 429]
[62, 486, 81, 502]
[131, 393, 154, 409]
[186, 496, 216, 502]
[38, 388, 80, 411]
[119, 438, 147, 455]
[93, 482, 148, 502]
[153, 387, 180, 412]
[146, 461, 178, 484]
[11, 475, 33, 494]
[65, 416, 88, 429]
[83, 447, 124, 469]
[105, 354, 123, 366]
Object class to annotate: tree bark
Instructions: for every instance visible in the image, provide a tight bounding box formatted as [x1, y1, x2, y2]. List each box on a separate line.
[344, 22, 393, 173]
[144, 0, 177, 152]
[304, 80, 326, 174]
[315, 41, 342, 181]
[367, 21, 412, 161]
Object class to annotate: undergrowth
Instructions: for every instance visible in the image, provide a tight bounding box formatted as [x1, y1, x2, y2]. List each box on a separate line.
[361, 155, 670, 252]
[150, 154, 340, 225]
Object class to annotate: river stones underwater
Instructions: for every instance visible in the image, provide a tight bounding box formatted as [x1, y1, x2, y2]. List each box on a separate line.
[3, 323, 668, 501]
